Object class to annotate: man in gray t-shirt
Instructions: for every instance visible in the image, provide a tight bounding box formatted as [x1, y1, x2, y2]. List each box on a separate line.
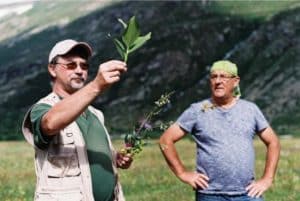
[159, 60, 280, 201]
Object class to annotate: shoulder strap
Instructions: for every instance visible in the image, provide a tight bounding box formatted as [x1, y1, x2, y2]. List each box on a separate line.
[22, 105, 36, 146]
[22, 92, 60, 146]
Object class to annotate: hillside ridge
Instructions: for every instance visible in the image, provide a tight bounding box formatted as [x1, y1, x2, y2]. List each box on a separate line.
[0, 1, 299, 139]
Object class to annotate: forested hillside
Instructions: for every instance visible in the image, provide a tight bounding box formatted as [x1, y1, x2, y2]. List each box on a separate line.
[0, 0, 299, 139]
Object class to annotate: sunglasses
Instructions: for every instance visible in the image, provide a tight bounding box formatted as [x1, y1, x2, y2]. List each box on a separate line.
[54, 62, 89, 70]
[210, 74, 236, 82]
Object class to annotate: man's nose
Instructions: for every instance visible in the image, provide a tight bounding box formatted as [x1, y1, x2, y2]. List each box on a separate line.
[215, 76, 223, 83]
[74, 65, 84, 73]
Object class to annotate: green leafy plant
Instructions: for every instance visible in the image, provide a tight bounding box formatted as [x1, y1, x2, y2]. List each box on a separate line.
[113, 16, 151, 63]
[112, 16, 170, 156]
[120, 91, 175, 155]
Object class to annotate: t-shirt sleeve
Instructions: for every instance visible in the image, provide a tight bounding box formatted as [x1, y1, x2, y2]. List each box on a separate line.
[253, 104, 269, 133]
[30, 103, 53, 149]
[176, 104, 198, 134]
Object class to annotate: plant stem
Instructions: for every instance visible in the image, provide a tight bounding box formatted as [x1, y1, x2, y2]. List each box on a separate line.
[135, 109, 156, 136]
[124, 49, 129, 63]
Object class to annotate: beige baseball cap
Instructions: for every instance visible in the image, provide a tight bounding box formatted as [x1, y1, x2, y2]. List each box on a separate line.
[48, 39, 92, 63]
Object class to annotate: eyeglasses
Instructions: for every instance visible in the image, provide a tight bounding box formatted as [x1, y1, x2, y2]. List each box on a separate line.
[54, 62, 89, 70]
[210, 74, 236, 81]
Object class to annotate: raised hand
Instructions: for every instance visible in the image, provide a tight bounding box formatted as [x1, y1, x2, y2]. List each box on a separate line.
[93, 60, 127, 92]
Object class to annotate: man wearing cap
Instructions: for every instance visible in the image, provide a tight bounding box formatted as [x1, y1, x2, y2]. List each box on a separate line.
[22, 39, 132, 201]
[159, 60, 280, 201]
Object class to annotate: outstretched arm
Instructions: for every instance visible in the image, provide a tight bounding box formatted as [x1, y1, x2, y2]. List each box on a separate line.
[246, 127, 280, 198]
[159, 123, 209, 189]
[42, 60, 127, 135]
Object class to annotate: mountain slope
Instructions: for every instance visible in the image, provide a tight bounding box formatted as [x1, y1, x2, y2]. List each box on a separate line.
[0, 1, 299, 139]
[0, 0, 115, 45]
[226, 8, 300, 135]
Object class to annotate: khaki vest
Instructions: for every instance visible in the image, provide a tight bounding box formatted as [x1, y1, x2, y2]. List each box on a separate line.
[22, 92, 125, 201]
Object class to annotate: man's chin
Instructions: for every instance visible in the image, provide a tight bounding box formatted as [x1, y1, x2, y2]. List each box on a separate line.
[213, 92, 226, 98]
[71, 82, 85, 90]
[213, 90, 225, 97]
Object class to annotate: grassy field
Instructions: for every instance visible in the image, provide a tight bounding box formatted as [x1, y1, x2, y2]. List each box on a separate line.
[0, 138, 299, 201]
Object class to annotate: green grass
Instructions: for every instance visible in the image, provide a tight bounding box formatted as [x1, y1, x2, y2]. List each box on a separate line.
[1, 138, 299, 201]
[0, 142, 35, 201]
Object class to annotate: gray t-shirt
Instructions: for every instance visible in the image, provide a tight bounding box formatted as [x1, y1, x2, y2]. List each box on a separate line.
[177, 98, 269, 195]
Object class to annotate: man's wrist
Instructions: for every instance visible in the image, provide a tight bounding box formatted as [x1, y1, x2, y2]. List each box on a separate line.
[88, 80, 103, 96]
[262, 175, 274, 183]
[175, 168, 187, 178]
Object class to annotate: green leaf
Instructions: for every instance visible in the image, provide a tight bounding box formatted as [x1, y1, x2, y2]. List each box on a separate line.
[113, 38, 126, 60]
[122, 16, 140, 47]
[113, 15, 151, 63]
[128, 32, 151, 53]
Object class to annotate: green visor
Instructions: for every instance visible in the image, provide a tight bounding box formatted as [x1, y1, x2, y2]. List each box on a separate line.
[210, 60, 241, 97]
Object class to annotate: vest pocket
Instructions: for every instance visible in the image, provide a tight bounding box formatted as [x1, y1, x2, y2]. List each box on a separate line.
[35, 188, 83, 201]
[46, 145, 81, 178]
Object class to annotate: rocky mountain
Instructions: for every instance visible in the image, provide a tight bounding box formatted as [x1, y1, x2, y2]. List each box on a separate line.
[0, 1, 299, 139]
[228, 8, 300, 135]
[0, 0, 113, 44]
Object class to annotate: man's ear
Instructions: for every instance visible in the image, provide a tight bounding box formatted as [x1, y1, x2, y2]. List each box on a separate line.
[48, 64, 56, 78]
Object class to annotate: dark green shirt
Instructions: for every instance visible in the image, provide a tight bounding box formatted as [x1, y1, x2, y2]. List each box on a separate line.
[30, 103, 115, 201]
